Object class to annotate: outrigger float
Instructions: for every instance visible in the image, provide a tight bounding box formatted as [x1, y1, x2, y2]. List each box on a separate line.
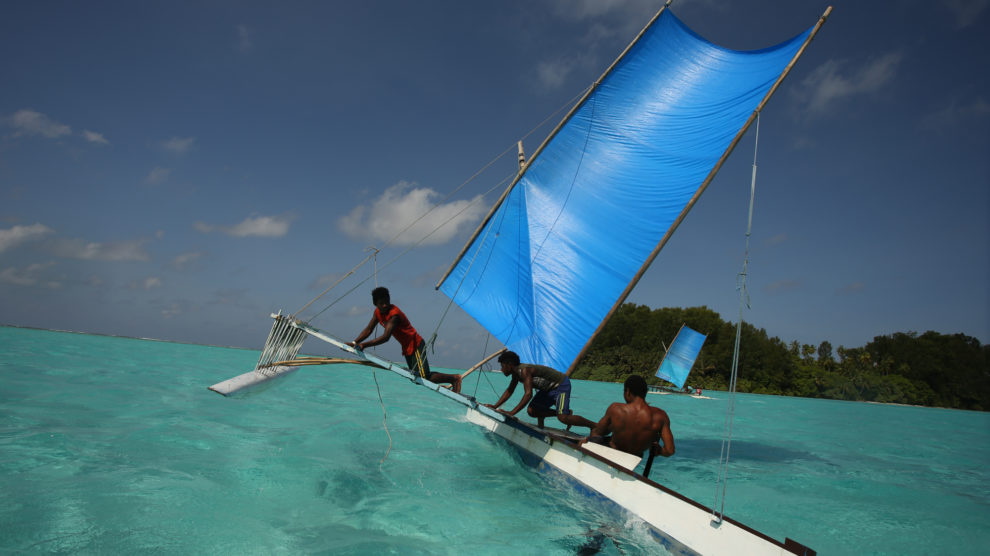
[211, 3, 831, 553]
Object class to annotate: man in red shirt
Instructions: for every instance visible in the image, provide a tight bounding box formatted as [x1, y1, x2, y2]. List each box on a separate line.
[349, 287, 462, 393]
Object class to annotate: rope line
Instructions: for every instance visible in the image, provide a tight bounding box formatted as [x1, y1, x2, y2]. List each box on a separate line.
[307, 175, 511, 322]
[713, 113, 761, 522]
[297, 86, 591, 325]
[371, 368, 393, 468]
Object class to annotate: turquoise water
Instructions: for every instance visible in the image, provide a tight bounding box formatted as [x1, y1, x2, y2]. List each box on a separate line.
[1, 326, 988, 555]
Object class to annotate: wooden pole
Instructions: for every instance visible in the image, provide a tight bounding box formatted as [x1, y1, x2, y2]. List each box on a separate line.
[460, 347, 508, 380]
[565, 6, 833, 376]
[436, 0, 675, 291]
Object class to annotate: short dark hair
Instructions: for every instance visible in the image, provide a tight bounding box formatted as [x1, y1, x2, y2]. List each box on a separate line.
[371, 287, 390, 304]
[624, 375, 648, 398]
[497, 351, 520, 365]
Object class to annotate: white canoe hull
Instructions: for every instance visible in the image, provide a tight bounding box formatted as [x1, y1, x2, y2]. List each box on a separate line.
[464, 408, 812, 556]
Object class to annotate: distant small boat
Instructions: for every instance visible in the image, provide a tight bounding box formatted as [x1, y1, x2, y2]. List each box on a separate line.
[651, 324, 709, 398]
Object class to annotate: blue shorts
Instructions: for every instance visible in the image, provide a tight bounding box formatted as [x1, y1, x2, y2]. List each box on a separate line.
[529, 377, 572, 416]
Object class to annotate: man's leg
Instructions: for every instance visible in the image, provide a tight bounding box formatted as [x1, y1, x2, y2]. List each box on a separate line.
[552, 382, 596, 430]
[428, 372, 462, 393]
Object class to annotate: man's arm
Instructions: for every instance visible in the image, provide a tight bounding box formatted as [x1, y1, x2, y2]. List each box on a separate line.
[485, 376, 519, 410]
[348, 315, 378, 349]
[353, 315, 397, 350]
[501, 369, 534, 416]
[579, 404, 618, 446]
[653, 410, 675, 457]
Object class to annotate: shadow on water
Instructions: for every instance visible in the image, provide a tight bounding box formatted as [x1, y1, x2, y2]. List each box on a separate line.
[673, 438, 824, 464]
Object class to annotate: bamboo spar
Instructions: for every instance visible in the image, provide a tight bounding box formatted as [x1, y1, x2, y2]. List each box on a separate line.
[459, 347, 508, 380]
[435, 0, 674, 291]
[564, 6, 834, 377]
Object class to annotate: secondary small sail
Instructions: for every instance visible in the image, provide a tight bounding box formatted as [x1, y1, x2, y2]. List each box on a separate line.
[440, 10, 816, 373]
[656, 325, 707, 389]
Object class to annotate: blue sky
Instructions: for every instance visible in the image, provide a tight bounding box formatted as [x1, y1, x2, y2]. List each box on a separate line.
[1, 1, 987, 369]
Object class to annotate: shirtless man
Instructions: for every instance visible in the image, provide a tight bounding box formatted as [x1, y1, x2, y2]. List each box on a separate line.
[580, 375, 675, 458]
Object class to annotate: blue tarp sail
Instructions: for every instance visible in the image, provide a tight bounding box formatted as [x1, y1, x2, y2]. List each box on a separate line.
[439, 9, 814, 372]
[657, 325, 707, 389]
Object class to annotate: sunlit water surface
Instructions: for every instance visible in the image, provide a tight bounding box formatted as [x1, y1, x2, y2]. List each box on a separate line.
[1, 327, 987, 555]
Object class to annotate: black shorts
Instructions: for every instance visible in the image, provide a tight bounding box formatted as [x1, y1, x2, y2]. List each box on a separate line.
[404, 341, 431, 379]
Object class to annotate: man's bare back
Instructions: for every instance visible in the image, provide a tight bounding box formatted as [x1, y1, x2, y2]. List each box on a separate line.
[583, 376, 676, 458]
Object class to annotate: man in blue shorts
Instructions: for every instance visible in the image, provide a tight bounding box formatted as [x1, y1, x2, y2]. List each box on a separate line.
[485, 351, 596, 430]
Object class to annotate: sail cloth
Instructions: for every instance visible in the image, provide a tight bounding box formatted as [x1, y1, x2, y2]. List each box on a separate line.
[439, 10, 814, 373]
[657, 325, 707, 389]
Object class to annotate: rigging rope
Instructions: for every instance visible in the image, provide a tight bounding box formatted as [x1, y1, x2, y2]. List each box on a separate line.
[713, 113, 760, 522]
[296, 86, 592, 327]
[372, 367, 393, 468]
[307, 175, 512, 322]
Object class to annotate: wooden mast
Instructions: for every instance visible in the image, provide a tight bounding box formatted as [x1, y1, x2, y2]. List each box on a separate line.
[565, 6, 833, 376]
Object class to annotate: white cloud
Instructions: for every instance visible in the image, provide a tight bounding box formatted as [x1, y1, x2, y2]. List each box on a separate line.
[839, 282, 866, 294]
[796, 52, 903, 115]
[0, 262, 60, 288]
[171, 251, 203, 269]
[48, 237, 150, 261]
[0, 223, 54, 253]
[766, 233, 788, 246]
[338, 181, 487, 247]
[945, 0, 988, 28]
[162, 136, 195, 154]
[162, 302, 183, 318]
[82, 130, 109, 145]
[7, 109, 71, 139]
[194, 214, 293, 237]
[144, 166, 171, 185]
[130, 276, 162, 290]
[922, 97, 990, 131]
[537, 60, 576, 90]
[766, 279, 802, 293]
[237, 24, 253, 52]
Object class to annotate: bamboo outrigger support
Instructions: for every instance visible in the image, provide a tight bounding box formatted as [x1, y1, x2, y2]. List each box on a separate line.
[459, 347, 508, 380]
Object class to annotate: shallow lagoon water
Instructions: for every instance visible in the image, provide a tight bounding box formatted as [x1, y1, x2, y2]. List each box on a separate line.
[1, 326, 988, 554]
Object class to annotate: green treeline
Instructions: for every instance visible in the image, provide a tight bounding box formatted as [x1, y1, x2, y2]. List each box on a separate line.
[570, 304, 990, 411]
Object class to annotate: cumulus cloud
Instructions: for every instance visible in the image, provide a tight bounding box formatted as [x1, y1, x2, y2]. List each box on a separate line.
[765, 233, 788, 246]
[130, 276, 162, 290]
[921, 97, 990, 131]
[48, 237, 150, 261]
[0, 262, 60, 288]
[537, 60, 577, 90]
[237, 24, 253, 52]
[144, 166, 171, 185]
[194, 214, 293, 237]
[795, 52, 903, 115]
[0, 223, 54, 253]
[338, 182, 487, 247]
[945, 0, 988, 28]
[82, 130, 109, 145]
[7, 109, 71, 139]
[162, 136, 195, 154]
[838, 282, 866, 294]
[171, 251, 203, 270]
[765, 279, 802, 293]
